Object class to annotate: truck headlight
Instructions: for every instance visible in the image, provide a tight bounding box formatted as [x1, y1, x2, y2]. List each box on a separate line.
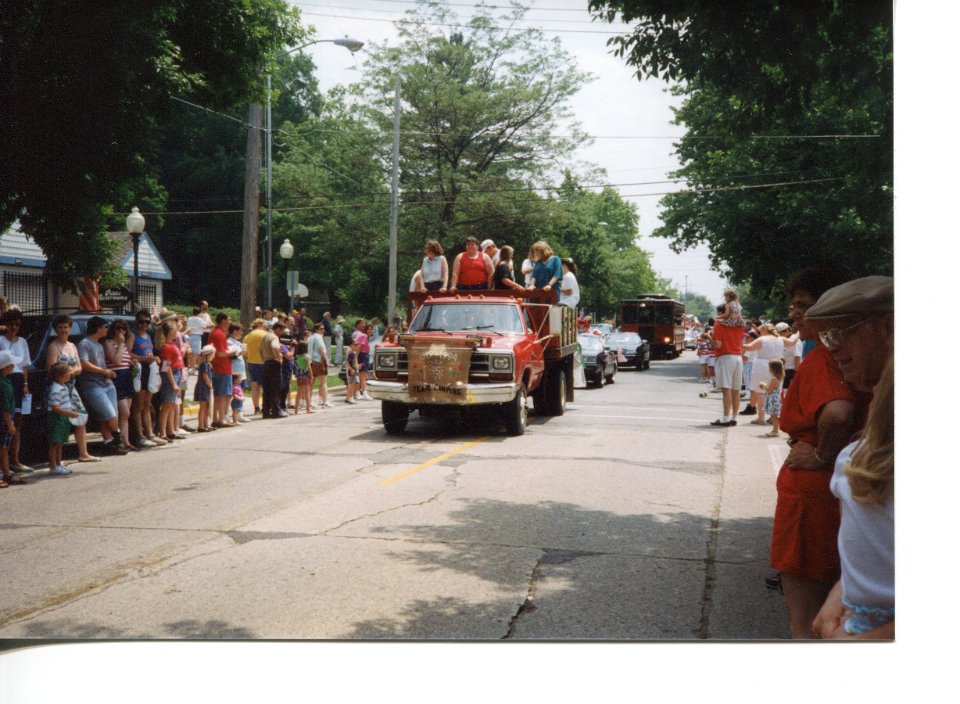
[376, 351, 398, 369]
[491, 354, 513, 371]
[663, 336, 671, 344]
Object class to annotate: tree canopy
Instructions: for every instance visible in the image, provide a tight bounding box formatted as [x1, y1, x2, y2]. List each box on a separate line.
[589, 1, 893, 298]
[0, 0, 303, 289]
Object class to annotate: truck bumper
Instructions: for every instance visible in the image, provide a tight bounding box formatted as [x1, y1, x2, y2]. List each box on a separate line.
[367, 380, 519, 405]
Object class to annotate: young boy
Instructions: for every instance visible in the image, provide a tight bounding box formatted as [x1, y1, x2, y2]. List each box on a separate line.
[344, 336, 360, 405]
[46, 362, 78, 475]
[194, 345, 215, 431]
[0, 350, 25, 486]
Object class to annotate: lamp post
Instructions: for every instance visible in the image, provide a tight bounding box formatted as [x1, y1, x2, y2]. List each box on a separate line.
[265, 36, 363, 308]
[280, 238, 294, 314]
[126, 206, 146, 308]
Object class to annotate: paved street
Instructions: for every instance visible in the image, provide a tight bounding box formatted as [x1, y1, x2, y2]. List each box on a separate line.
[0, 353, 789, 640]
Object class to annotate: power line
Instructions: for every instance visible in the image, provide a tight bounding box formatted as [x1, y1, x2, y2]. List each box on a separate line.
[295, 9, 624, 34]
[112, 176, 846, 217]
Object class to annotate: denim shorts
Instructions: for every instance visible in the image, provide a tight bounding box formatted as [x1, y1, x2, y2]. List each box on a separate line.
[189, 334, 202, 355]
[78, 382, 119, 421]
[213, 372, 233, 397]
[159, 369, 182, 404]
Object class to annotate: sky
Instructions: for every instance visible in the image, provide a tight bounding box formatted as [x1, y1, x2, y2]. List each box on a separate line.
[291, 0, 729, 301]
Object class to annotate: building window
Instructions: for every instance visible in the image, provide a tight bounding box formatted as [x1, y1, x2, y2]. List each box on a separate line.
[2, 271, 47, 314]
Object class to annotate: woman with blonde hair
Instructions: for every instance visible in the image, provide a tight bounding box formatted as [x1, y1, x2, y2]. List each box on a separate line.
[527, 241, 563, 302]
[741, 322, 784, 424]
[813, 356, 894, 639]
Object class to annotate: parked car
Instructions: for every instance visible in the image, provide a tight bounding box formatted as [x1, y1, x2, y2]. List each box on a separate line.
[19, 310, 141, 462]
[684, 329, 699, 350]
[605, 331, 651, 370]
[578, 333, 616, 387]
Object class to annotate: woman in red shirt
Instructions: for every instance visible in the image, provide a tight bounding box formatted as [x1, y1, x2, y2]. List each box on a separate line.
[450, 237, 494, 291]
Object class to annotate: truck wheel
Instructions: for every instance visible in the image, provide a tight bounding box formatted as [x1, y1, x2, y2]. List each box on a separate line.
[594, 371, 605, 388]
[547, 366, 566, 416]
[382, 401, 409, 434]
[605, 367, 615, 384]
[504, 385, 527, 436]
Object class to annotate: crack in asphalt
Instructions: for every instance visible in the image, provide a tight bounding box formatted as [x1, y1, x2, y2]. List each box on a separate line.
[696, 431, 727, 640]
[502, 548, 603, 639]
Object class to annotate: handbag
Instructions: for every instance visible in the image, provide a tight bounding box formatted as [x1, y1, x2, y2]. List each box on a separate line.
[338, 366, 347, 382]
[147, 361, 161, 393]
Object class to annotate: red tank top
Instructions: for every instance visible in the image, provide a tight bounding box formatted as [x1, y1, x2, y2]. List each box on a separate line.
[458, 252, 487, 286]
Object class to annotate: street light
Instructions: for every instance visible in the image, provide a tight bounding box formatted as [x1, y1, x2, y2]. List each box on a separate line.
[126, 206, 146, 308]
[265, 36, 364, 308]
[280, 238, 294, 314]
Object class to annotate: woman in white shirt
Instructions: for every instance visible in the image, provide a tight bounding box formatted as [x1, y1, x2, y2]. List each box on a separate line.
[558, 258, 580, 309]
[185, 307, 207, 360]
[741, 323, 784, 425]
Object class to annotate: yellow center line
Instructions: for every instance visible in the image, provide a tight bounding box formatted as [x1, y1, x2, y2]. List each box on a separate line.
[379, 436, 492, 486]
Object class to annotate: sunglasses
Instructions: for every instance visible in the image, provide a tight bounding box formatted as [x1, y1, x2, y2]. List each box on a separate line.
[818, 316, 880, 347]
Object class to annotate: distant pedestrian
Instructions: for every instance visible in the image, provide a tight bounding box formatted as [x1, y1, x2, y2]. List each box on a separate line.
[209, 312, 237, 427]
[321, 312, 334, 357]
[308, 322, 331, 408]
[231, 374, 245, 424]
[102, 319, 136, 452]
[129, 308, 165, 447]
[0, 310, 32, 471]
[344, 335, 360, 405]
[294, 340, 313, 414]
[0, 350, 25, 486]
[198, 300, 214, 347]
[243, 319, 267, 415]
[77, 316, 127, 455]
[260, 323, 286, 419]
[46, 314, 100, 460]
[558, 258, 580, 309]
[45, 362, 79, 476]
[185, 307, 206, 359]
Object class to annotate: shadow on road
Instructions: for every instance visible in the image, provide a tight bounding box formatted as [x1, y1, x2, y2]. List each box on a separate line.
[341, 497, 787, 640]
[11, 618, 255, 640]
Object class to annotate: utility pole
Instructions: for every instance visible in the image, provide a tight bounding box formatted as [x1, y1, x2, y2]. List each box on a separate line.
[387, 75, 400, 326]
[240, 102, 263, 326]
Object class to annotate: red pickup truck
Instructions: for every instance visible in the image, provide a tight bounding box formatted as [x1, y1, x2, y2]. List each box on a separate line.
[367, 289, 577, 435]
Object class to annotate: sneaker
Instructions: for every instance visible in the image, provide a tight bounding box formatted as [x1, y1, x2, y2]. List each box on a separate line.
[115, 443, 130, 455]
[49, 465, 72, 475]
[174, 430, 188, 438]
[253, 407, 261, 415]
[740, 406, 756, 416]
[278, 410, 288, 417]
[727, 419, 737, 426]
[346, 398, 357, 405]
[710, 419, 728, 426]
[150, 436, 168, 446]
[137, 437, 156, 448]
[180, 425, 196, 433]
[362, 392, 374, 401]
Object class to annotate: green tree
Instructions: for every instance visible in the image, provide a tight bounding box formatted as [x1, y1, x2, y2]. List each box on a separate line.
[358, 0, 592, 303]
[270, 87, 391, 314]
[0, 0, 303, 289]
[589, 1, 892, 298]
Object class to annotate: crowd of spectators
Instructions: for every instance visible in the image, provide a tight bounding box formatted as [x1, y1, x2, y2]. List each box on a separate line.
[693, 271, 894, 639]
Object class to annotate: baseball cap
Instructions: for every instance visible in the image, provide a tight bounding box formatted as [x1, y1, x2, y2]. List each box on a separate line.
[480, 239, 495, 250]
[774, 322, 790, 333]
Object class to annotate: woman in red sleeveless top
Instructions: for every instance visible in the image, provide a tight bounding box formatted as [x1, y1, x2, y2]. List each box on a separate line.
[450, 237, 494, 291]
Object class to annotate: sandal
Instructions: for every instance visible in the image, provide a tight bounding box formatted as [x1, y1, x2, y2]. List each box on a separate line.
[197, 427, 213, 432]
[11, 463, 34, 473]
[78, 456, 102, 463]
[7, 474, 26, 485]
[0, 479, 7, 488]
[764, 431, 780, 437]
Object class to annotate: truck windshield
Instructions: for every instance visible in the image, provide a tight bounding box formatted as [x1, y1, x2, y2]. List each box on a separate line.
[410, 304, 523, 334]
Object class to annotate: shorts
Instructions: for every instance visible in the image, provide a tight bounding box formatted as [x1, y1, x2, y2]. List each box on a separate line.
[698, 355, 711, 365]
[213, 372, 233, 397]
[707, 356, 716, 368]
[424, 280, 444, 291]
[0, 421, 11, 449]
[770, 464, 841, 583]
[194, 381, 211, 404]
[47, 411, 73, 445]
[78, 382, 119, 422]
[713, 354, 742, 390]
[112, 367, 134, 401]
[358, 352, 371, 372]
[138, 361, 154, 393]
[159, 369, 182, 404]
[189, 334, 202, 355]
[9, 372, 25, 415]
[231, 398, 244, 411]
[348, 374, 360, 385]
[247, 363, 264, 385]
